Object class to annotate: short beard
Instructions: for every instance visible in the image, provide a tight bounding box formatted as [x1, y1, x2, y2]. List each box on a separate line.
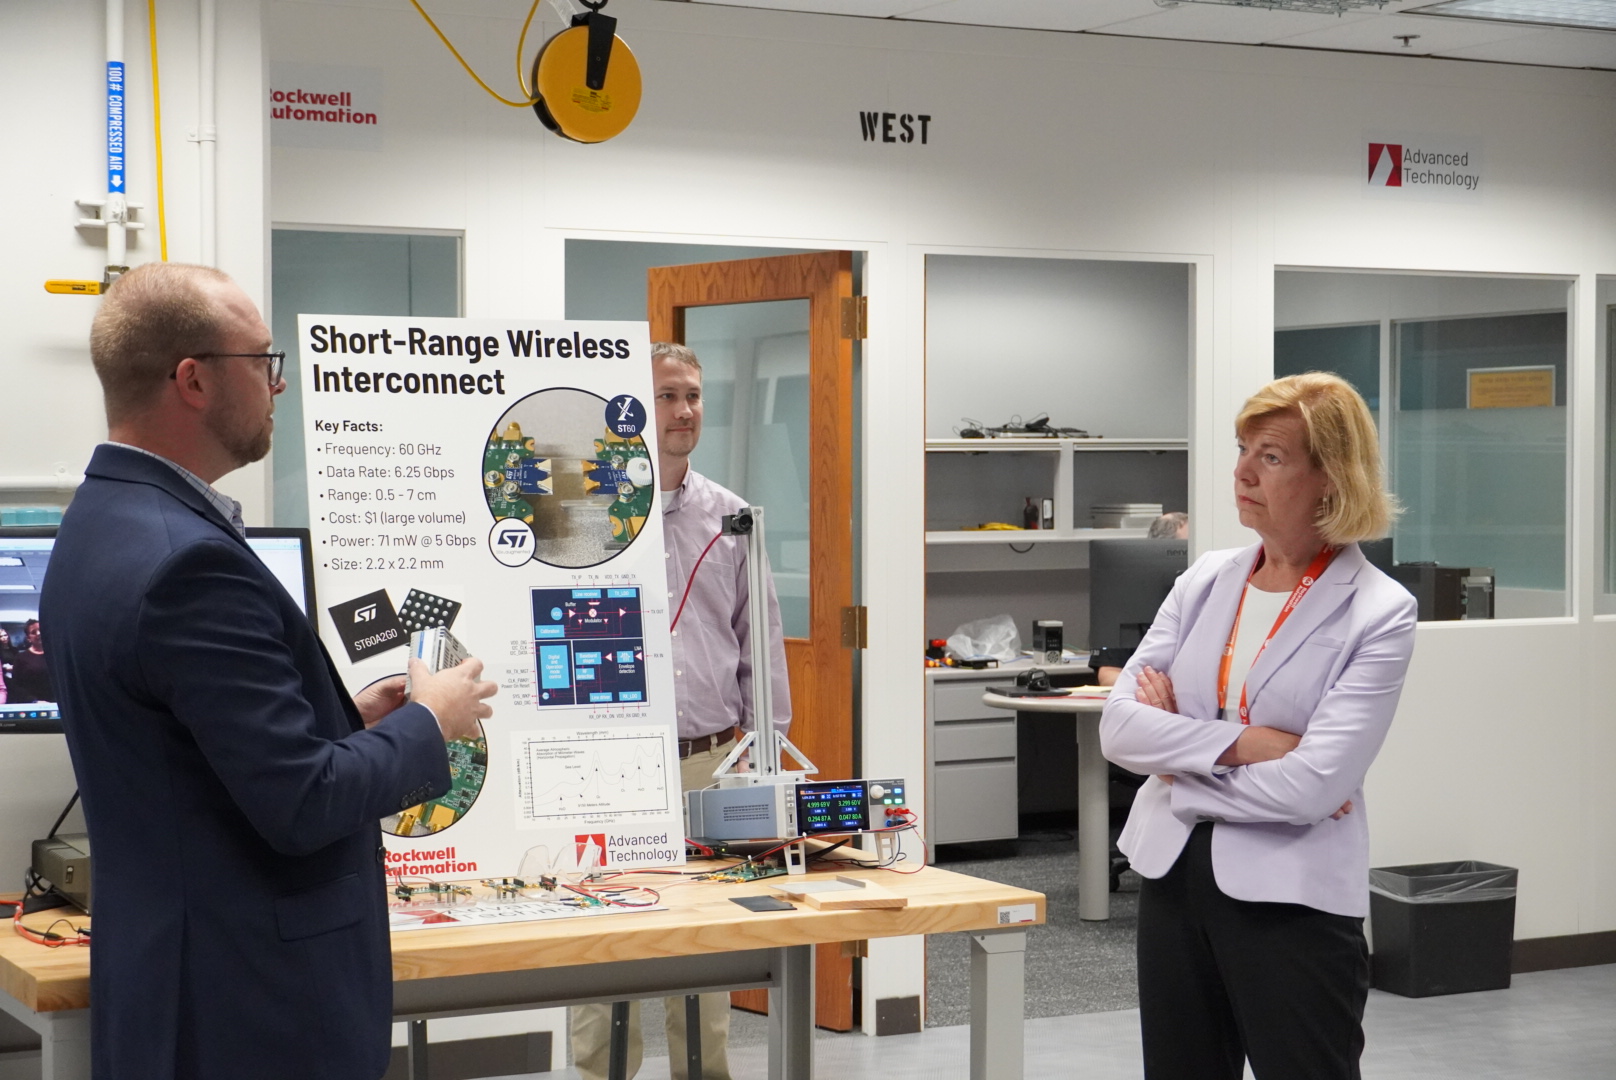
[204, 401, 273, 469]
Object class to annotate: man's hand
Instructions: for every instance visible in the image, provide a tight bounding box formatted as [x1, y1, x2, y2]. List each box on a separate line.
[408, 657, 498, 742]
[354, 674, 408, 729]
[1136, 666, 1178, 713]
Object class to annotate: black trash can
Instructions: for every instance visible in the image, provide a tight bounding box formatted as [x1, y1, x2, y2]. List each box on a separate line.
[1369, 861, 1517, 998]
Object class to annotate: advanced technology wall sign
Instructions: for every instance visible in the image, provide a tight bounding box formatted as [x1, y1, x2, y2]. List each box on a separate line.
[1365, 133, 1483, 202]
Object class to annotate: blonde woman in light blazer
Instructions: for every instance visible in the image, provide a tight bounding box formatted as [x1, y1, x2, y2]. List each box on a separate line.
[1101, 373, 1416, 1080]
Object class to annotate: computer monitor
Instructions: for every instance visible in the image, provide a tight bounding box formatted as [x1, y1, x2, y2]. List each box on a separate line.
[245, 527, 318, 616]
[1088, 537, 1190, 651]
[0, 528, 60, 733]
[0, 526, 317, 734]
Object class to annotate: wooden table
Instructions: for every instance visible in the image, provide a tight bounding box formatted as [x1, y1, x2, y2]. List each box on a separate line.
[2, 865, 1043, 1080]
[982, 689, 1114, 921]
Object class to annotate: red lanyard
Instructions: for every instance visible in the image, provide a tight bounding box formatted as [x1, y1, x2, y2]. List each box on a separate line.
[1217, 546, 1338, 724]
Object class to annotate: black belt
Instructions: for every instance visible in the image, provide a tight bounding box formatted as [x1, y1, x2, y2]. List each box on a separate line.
[679, 726, 739, 759]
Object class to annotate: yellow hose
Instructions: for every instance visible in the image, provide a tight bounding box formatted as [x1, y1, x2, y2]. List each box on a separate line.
[408, 0, 544, 108]
[147, 0, 168, 260]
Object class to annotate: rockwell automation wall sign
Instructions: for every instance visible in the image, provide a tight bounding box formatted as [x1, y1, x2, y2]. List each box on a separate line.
[299, 314, 682, 879]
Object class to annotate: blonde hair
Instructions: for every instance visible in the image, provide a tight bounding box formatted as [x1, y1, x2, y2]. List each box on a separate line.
[651, 342, 701, 372]
[90, 263, 233, 425]
[1236, 372, 1398, 545]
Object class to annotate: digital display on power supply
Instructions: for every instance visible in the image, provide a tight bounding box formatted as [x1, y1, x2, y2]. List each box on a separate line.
[795, 782, 869, 835]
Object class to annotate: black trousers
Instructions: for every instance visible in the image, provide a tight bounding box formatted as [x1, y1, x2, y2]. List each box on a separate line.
[1137, 822, 1370, 1080]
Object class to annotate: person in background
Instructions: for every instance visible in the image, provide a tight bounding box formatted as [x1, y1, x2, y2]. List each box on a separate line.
[4, 620, 52, 703]
[570, 342, 792, 1080]
[1093, 514, 1189, 686]
[1147, 511, 1189, 540]
[1099, 372, 1415, 1079]
[41, 262, 497, 1080]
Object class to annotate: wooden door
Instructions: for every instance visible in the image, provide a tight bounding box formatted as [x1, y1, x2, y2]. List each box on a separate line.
[648, 251, 858, 1030]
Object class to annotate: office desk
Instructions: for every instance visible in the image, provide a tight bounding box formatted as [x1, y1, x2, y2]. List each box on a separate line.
[981, 690, 1111, 922]
[1, 866, 1044, 1080]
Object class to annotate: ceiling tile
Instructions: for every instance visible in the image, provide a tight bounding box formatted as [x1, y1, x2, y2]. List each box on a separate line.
[1078, 4, 1384, 46]
[1430, 24, 1616, 67]
[900, 0, 1166, 33]
[688, 0, 943, 16]
[1261, 11, 1537, 54]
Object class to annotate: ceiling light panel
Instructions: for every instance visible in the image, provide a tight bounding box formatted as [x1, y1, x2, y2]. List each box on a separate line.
[1154, 0, 1391, 14]
[1405, 0, 1616, 31]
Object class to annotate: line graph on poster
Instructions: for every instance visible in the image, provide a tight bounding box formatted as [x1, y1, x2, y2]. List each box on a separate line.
[513, 726, 671, 825]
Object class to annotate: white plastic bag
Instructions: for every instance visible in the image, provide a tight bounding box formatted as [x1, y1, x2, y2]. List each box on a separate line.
[946, 614, 1021, 663]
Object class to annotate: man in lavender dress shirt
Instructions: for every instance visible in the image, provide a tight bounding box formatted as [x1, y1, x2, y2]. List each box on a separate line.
[570, 342, 792, 1080]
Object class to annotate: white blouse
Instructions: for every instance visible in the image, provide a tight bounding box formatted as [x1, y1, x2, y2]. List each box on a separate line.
[1222, 583, 1291, 719]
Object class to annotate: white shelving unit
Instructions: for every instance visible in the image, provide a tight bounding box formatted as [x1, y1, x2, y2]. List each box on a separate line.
[924, 437, 1187, 558]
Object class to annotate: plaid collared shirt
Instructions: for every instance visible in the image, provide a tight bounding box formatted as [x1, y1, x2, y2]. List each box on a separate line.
[106, 442, 246, 538]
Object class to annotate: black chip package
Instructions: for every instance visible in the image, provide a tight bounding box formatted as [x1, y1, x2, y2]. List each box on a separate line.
[328, 589, 407, 663]
[398, 588, 462, 633]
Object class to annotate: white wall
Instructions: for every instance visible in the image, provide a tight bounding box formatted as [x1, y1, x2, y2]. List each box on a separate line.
[0, 0, 266, 889]
[925, 255, 1189, 439]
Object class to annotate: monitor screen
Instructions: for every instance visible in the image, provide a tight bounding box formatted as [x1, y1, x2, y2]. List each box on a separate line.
[0, 529, 59, 733]
[245, 527, 318, 616]
[1088, 538, 1190, 652]
[0, 526, 317, 734]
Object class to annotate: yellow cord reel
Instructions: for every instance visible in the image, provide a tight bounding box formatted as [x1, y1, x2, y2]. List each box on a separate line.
[531, 1, 641, 144]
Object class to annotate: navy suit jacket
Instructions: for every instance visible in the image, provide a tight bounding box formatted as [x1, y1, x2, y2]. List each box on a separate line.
[41, 445, 450, 1080]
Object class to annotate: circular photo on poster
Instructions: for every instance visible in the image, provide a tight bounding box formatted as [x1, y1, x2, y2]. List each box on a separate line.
[481, 388, 655, 568]
[372, 672, 488, 838]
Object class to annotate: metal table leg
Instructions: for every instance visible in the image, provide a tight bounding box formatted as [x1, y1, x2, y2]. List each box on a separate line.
[39, 1010, 91, 1080]
[1077, 713, 1110, 920]
[969, 929, 1025, 1080]
[684, 993, 704, 1080]
[608, 1000, 631, 1080]
[408, 1019, 429, 1079]
[767, 944, 813, 1080]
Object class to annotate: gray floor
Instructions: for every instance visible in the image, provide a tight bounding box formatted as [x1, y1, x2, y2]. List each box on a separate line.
[926, 821, 1142, 1022]
[521, 963, 1616, 1079]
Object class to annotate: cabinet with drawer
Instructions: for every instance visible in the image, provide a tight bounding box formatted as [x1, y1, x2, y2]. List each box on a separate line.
[924, 663, 1094, 850]
[924, 671, 1020, 846]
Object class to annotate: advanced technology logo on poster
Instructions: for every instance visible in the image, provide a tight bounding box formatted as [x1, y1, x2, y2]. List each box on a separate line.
[1365, 134, 1482, 201]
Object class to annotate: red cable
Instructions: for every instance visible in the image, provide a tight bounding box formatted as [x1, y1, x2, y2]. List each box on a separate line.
[670, 531, 725, 632]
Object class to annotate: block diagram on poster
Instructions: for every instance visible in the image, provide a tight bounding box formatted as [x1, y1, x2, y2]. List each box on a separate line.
[531, 586, 647, 706]
[512, 727, 671, 824]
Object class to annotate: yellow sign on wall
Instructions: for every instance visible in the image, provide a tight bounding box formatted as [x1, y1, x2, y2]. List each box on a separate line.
[1468, 366, 1555, 409]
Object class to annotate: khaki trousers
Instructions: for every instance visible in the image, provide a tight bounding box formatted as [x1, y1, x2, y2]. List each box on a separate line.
[570, 743, 734, 1080]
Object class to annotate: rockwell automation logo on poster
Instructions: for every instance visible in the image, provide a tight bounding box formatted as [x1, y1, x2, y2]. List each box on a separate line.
[1366, 135, 1482, 201]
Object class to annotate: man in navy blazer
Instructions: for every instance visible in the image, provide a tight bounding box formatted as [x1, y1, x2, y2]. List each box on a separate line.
[41, 263, 497, 1080]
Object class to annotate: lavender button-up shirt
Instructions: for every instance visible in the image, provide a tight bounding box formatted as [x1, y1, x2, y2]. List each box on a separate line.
[662, 469, 792, 740]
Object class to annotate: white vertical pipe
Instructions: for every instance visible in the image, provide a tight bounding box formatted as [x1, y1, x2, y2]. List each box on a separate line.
[106, 0, 127, 269]
[198, 0, 217, 266]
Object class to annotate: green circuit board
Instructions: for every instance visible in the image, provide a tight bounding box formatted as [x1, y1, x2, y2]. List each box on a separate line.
[384, 735, 488, 837]
[483, 422, 552, 524]
[584, 432, 654, 547]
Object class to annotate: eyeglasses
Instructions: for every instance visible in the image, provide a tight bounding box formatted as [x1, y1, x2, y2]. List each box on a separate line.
[171, 351, 286, 386]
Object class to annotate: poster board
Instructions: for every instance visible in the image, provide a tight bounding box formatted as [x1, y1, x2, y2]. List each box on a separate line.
[298, 314, 682, 877]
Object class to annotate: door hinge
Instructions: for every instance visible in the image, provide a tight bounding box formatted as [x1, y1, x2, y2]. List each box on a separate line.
[840, 605, 868, 649]
[840, 295, 867, 340]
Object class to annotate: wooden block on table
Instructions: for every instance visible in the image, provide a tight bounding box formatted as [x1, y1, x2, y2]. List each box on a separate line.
[770, 878, 909, 911]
